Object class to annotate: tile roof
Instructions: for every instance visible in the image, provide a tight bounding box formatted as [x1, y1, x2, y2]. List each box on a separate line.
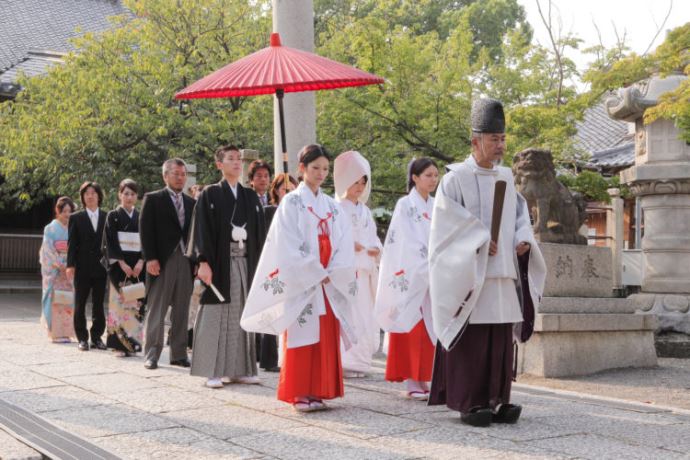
[0, 0, 128, 87]
[0, 50, 67, 84]
[585, 141, 635, 171]
[575, 102, 632, 153]
[576, 102, 635, 172]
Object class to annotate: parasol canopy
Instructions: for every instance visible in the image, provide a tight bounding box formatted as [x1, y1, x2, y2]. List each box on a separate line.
[174, 32, 384, 179]
[175, 32, 384, 99]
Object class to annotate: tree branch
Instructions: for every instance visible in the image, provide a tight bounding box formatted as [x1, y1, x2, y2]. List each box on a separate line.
[643, 0, 673, 55]
[536, 0, 564, 106]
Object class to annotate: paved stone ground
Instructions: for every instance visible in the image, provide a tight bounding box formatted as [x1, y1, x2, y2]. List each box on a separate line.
[1, 293, 690, 459]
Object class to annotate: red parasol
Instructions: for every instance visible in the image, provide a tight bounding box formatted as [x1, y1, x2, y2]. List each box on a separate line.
[175, 32, 384, 176]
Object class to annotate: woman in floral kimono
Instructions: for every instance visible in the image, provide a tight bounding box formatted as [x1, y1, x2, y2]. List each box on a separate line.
[375, 157, 439, 400]
[333, 150, 382, 378]
[104, 179, 145, 357]
[242, 144, 357, 412]
[40, 196, 77, 342]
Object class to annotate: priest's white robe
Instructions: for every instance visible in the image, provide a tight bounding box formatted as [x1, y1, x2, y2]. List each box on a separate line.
[375, 188, 436, 343]
[241, 183, 357, 349]
[429, 156, 546, 350]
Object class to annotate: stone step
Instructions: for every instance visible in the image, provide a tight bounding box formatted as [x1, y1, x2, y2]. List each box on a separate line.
[534, 313, 657, 332]
[539, 296, 636, 314]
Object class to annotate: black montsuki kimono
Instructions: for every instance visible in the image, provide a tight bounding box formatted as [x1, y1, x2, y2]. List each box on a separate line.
[187, 180, 266, 304]
[102, 206, 146, 352]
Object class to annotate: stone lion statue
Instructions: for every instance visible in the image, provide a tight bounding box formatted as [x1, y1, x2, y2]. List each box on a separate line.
[512, 148, 588, 245]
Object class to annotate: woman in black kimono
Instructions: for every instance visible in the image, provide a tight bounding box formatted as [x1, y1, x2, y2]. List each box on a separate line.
[103, 179, 146, 357]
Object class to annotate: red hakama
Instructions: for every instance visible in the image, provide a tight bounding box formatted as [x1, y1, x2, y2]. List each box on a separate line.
[385, 320, 435, 382]
[277, 210, 344, 403]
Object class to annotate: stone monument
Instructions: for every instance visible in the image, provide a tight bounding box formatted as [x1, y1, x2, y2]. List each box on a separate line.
[606, 73, 690, 355]
[515, 149, 657, 377]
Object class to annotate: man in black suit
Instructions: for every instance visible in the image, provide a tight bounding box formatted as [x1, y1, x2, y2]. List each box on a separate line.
[139, 158, 195, 370]
[66, 182, 108, 351]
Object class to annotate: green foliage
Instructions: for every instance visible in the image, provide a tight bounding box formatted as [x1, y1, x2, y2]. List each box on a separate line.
[0, 0, 272, 209]
[644, 23, 690, 142]
[557, 170, 622, 203]
[0, 0, 636, 214]
[312, 0, 580, 211]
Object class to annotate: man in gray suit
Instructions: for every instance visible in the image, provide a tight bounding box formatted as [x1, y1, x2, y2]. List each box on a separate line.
[139, 158, 195, 369]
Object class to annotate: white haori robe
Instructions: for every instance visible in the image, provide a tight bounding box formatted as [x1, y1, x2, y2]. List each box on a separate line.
[375, 188, 436, 343]
[429, 155, 546, 350]
[241, 182, 358, 349]
[338, 199, 382, 372]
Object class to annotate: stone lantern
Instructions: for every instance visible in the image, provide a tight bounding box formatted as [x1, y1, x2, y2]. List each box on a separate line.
[606, 73, 690, 338]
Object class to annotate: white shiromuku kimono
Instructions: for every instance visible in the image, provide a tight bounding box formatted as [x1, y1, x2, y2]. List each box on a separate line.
[429, 155, 547, 350]
[334, 150, 383, 373]
[241, 182, 357, 349]
[375, 188, 436, 343]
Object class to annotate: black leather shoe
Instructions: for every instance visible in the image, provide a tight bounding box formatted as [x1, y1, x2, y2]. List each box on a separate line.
[492, 404, 522, 424]
[262, 366, 281, 373]
[77, 341, 90, 351]
[144, 359, 158, 369]
[90, 339, 107, 350]
[460, 407, 493, 427]
[170, 358, 191, 367]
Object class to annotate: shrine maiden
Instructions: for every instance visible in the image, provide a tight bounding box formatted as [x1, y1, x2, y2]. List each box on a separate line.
[241, 144, 357, 412]
[375, 157, 439, 400]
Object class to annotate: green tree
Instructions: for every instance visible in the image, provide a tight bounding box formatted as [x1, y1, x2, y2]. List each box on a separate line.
[313, 0, 542, 210]
[0, 0, 271, 209]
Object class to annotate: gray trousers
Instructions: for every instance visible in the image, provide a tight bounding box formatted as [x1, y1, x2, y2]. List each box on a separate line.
[144, 247, 193, 362]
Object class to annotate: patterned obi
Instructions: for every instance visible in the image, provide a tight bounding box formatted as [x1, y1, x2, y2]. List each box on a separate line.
[54, 240, 68, 254]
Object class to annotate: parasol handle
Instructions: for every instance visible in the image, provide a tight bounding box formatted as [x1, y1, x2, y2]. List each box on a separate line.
[276, 89, 289, 195]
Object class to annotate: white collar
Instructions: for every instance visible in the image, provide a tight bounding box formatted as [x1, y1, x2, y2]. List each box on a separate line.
[297, 182, 321, 205]
[228, 182, 238, 198]
[86, 208, 99, 218]
[466, 154, 499, 176]
[121, 206, 135, 218]
[410, 187, 432, 210]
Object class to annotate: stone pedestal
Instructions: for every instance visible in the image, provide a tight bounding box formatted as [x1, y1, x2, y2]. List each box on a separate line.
[540, 243, 613, 298]
[272, 0, 316, 175]
[518, 243, 657, 377]
[518, 297, 657, 377]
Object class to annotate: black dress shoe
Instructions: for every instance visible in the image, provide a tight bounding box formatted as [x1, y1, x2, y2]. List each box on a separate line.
[77, 341, 90, 351]
[460, 407, 493, 427]
[170, 358, 191, 367]
[262, 366, 281, 373]
[90, 339, 107, 350]
[492, 404, 522, 424]
[144, 359, 158, 370]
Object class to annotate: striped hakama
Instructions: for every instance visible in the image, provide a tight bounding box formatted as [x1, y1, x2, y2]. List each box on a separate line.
[191, 242, 257, 378]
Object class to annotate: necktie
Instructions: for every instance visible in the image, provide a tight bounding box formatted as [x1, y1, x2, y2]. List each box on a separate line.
[90, 212, 98, 232]
[260, 194, 267, 206]
[173, 193, 184, 227]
